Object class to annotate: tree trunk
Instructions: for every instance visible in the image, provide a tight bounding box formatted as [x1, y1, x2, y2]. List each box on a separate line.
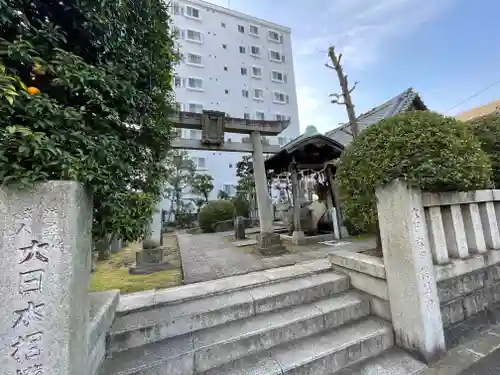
[328, 46, 360, 137]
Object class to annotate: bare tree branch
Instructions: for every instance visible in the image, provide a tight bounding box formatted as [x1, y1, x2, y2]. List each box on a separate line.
[327, 45, 360, 137]
[349, 81, 359, 94]
[331, 98, 346, 105]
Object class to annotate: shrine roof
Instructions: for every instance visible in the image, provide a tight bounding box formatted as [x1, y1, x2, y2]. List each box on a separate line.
[324, 87, 427, 146]
[263, 130, 345, 175]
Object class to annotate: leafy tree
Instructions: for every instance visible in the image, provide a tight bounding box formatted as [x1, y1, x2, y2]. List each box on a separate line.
[164, 150, 196, 223]
[235, 155, 254, 197]
[468, 114, 500, 187]
[190, 173, 214, 212]
[337, 111, 492, 233]
[0, 0, 179, 242]
[217, 189, 230, 200]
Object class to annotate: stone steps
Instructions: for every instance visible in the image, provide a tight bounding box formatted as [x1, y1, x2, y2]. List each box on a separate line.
[100, 303, 386, 375]
[107, 271, 349, 353]
[204, 317, 393, 375]
[333, 348, 426, 375]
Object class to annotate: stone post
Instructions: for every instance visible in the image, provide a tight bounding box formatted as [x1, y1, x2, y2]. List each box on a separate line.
[0, 181, 92, 375]
[290, 164, 304, 242]
[376, 179, 445, 364]
[144, 200, 163, 248]
[251, 131, 284, 254]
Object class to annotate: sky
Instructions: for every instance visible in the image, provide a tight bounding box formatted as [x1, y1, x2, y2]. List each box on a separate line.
[208, 0, 500, 133]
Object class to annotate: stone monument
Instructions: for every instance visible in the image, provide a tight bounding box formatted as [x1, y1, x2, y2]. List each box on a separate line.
[129, 246, 172, 275]
[234, 216, 246, 240]
[0, 181, 92, 375]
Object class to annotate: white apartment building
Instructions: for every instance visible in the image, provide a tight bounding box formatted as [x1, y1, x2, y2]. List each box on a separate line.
[170, 0, 300, 203]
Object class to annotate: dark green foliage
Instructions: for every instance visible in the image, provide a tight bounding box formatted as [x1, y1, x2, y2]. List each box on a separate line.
[337, 111, 492, 233]
[198, 200, 235, 233]
[232, 196, 250, 218]
[0, 0, 178, 241]
[469, 114, 500, 187]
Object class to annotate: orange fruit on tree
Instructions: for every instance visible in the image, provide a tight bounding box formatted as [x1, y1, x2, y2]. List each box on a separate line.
[26, 86, 40, 95]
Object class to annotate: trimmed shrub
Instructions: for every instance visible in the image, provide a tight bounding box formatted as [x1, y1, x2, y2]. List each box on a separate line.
[468, 113, 500, 187]
[232, 196, 250, 218]
[198, 200, 235, 233]
[337, 111, 492, 233]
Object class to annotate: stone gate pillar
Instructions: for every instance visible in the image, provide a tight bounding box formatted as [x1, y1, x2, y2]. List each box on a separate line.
[251, 131, 285, 254]
[0, 181, 92, 375]
[376, 179, 445, 363]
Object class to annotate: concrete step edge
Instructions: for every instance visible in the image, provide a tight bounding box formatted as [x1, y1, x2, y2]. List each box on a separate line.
[202, 317, 394, 375]
[193, 292, 371, 372]
[333, 347, 426, 375]
[109, 271, 349, 336]
[106, 275, 350, 354]
[116, 259, 333, 315]
[100, 310, 383, 375]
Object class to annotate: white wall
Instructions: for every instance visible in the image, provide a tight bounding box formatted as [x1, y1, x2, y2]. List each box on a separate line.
[169, 0, 300, 206]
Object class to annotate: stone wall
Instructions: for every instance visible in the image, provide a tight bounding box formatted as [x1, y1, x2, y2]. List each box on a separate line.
[330, 251, 392, 322]
[375, 180, 500, 361]
[87, 291, 119, 375]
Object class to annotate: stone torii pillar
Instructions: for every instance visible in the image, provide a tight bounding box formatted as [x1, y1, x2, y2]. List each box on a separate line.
[251, 131, 285, 254]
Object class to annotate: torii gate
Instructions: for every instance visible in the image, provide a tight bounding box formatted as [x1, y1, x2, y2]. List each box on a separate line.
[148, 110, 289, 253]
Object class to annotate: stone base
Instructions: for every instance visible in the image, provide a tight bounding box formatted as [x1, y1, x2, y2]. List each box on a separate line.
[129, 262, 174, 275]
[281, 232, 336, 246]
[256, 232, 287, 256]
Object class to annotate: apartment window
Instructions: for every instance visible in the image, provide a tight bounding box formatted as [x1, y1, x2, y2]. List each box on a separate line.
[225, 89, 229, 94]
[187, 53, 203, 66]
[238, 25, 245, 33]
[241, 67, 247, 76]
[187, 77, 203, 90]
[222, 44, 227, 49]
[275, 114, 287, 121]
[185, 6, 200, 19]
[251, 66, 262, 78]
[273, 91, 289, 103]
[174, 76, 183, 88]
[249, 25, 259, 36]
[224, 66, 228, 71]
[278, 137, 286, 146]
[269, 50, 284, 62]
[244, 113, 250, 119]
[255, 111, 265, 120]
[196, 157, 206, 169]
[221, 22, 226, 28]
[173, 3, 183, 15]
[239, 45, 246, 54]
[271, 70, 287, 83]
[188, 103, 203, 113]
[253, 89, 264, 100]
[242, 89, 249, 98]
[268, 30, 282, 43]
[229, 163, 233, 168]
[186, 29, 202, 42]
[250, 45, 261, 57]
[189, 129, 201, 140]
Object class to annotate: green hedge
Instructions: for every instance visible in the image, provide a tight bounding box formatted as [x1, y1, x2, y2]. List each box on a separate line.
[468, 113, 500, 187]
[232, 196, 250, 218]
[337, 111, 492, 233]
[198, 200, 235, 233]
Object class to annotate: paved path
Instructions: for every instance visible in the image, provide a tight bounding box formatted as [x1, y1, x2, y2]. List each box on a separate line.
[177, 232, 376, 284]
